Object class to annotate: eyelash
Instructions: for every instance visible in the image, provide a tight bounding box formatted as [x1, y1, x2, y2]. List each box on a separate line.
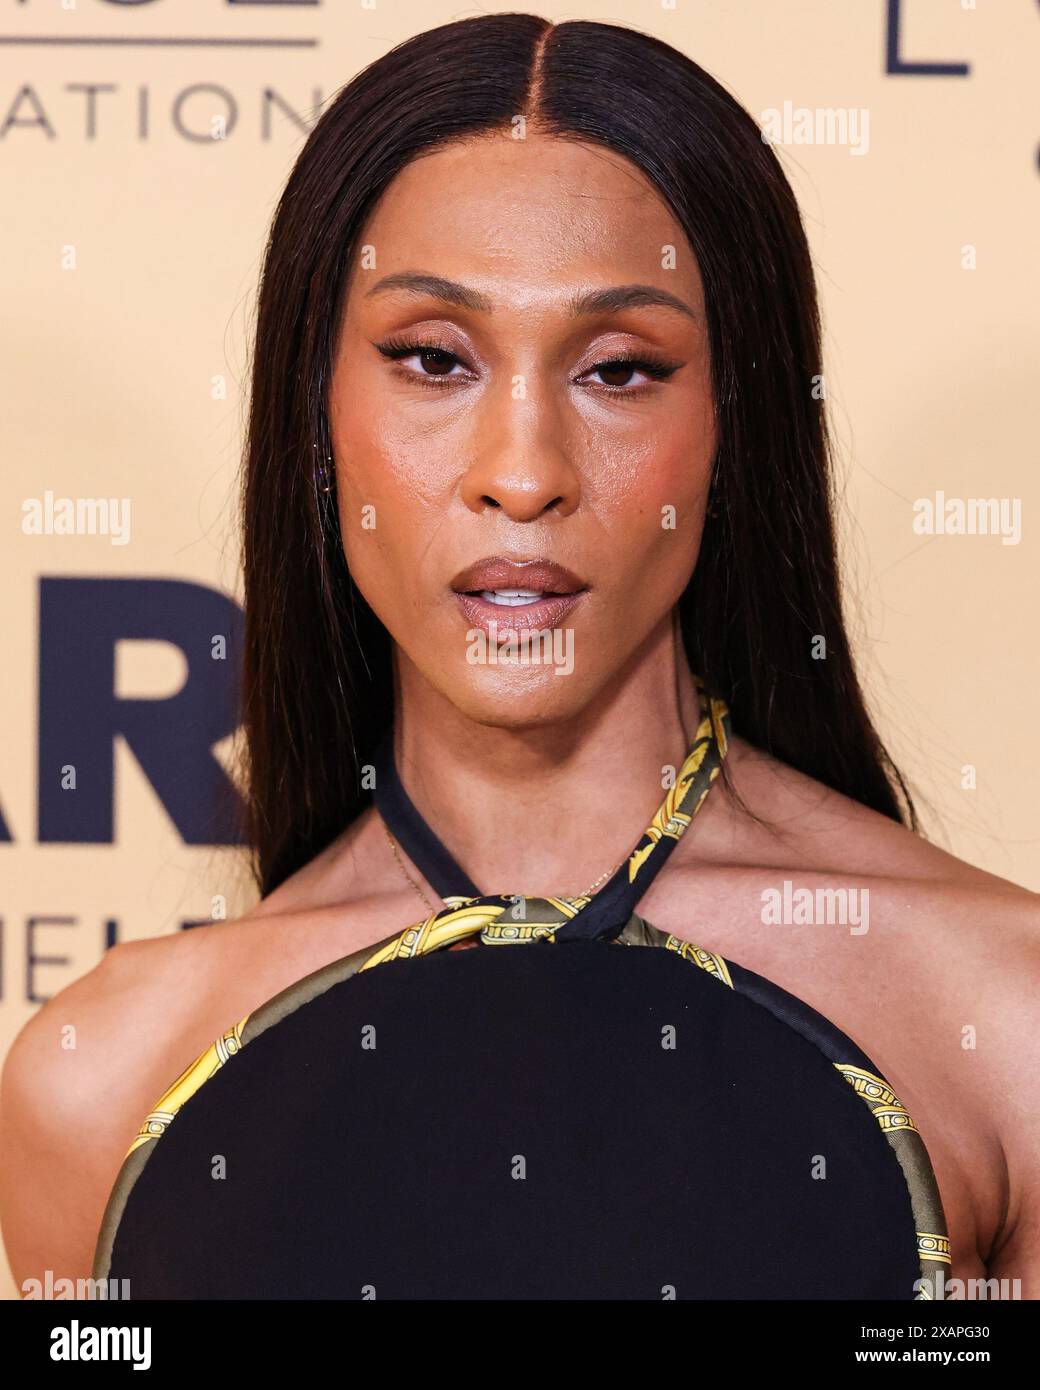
[375, 336, 681, 397]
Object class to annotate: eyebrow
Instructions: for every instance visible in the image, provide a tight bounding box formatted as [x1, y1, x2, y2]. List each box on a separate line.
[365, 272, 698, 321]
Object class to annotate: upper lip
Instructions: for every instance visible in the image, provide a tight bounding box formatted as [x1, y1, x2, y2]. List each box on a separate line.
[450, 556, 588, 595]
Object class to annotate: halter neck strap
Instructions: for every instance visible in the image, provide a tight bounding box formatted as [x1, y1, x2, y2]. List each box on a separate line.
[370, 733, 481, 900]
[370, 680, 731, 944]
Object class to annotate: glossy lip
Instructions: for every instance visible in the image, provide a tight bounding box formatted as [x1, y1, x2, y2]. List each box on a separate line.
[450, 556, 588, 638]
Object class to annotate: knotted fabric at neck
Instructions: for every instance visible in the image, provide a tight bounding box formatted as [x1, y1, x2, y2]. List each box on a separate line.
[369, 679, 731, 946]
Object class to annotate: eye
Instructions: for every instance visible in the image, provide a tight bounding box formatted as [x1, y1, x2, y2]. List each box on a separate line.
[577, 354, 681, 396]
[376, 336, 471, 387]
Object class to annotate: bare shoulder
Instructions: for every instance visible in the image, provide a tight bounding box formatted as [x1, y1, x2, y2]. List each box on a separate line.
[0, 936, 207, 1290]
[0, 921, 306, 1292]
[716, 733, 1027, 891]
[0, 916, 326, 1289]
[0, 840, 429, 1291]
[713, 732, 1039, 972]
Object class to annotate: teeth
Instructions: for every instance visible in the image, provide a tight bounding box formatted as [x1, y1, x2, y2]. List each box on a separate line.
[479, 588, 546, 606]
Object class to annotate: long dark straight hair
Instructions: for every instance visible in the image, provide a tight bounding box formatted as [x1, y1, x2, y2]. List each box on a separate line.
[239, 13, 916, 897]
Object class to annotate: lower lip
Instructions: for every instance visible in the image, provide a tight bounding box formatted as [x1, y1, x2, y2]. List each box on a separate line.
[453, 590, 585, 638]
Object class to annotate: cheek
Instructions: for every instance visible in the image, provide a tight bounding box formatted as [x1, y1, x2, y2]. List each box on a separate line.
[330, 393, 448, 599]
[590, 419, 713, 594]
[336, 404, 440, 510]
[330, 330, 450, 507]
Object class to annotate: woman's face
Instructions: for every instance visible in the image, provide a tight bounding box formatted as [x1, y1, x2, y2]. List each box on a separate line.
[329, 131, 715, 726]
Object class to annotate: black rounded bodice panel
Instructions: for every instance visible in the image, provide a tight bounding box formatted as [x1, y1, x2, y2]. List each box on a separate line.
[108, 939, 922, 1300]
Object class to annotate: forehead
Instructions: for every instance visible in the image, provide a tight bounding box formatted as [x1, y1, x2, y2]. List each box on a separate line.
[353, 133, 702, 312]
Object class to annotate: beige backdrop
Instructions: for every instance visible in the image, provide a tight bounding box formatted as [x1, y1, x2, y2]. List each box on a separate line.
[2, 0, 1036, 1300]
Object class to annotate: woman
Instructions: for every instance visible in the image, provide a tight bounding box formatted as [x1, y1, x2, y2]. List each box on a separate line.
[1, 14, 1036, 1300]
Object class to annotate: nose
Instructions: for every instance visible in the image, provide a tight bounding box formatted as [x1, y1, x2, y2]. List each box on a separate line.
[458, 384, 581, 521]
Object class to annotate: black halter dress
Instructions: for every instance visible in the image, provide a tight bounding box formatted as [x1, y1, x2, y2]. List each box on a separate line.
[91, 684, 951, 1300]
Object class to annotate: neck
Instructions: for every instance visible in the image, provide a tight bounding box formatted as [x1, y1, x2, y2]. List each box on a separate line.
[390, 612, 705, 898]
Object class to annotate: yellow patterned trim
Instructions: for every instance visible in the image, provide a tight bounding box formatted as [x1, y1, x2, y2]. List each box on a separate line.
[359, 901, 492, 964]
[917, 1233, 952, 1265]
[663, 935, 735, 989]
[627, 697, 725, 883]
[359, 895, 594, 960]
[125, 1021, 247, 1157]
[473, 894, 590, 944]
[481, 923, 561, 944]
[874, 1105, 919, 1135]
[541, 896, 589, 917]
[835, 1065, 950, 1291]
[834, 1064, 904, 1109]
[833, 1062, 919, 1133]
[708, 696, 729, 759]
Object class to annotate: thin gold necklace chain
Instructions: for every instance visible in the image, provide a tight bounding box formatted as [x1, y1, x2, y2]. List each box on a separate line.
[380, 811, 642, 911]
[381, 714, 697, 915]
[383, 823, 439, 913]
[382, 820, 629, 914]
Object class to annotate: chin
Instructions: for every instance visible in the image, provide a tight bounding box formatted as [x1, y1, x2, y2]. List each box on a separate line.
[431, 661, 603, 731]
